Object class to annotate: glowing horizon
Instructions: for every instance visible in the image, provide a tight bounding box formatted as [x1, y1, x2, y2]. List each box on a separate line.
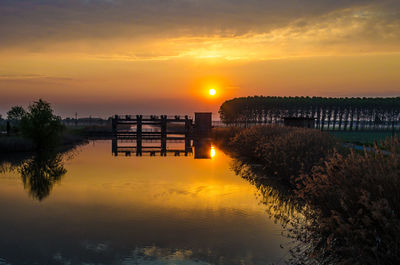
[1, 0, 399, 117]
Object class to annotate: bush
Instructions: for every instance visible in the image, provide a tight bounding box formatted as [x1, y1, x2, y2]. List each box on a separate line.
[295, 138, 400, 265]
[255, 127, 337, 187]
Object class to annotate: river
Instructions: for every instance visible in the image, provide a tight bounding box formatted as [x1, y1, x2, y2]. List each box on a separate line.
[0, 140, 289, 265]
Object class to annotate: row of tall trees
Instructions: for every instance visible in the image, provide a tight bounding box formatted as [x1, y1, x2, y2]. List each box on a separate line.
[219, 96, 400, 131]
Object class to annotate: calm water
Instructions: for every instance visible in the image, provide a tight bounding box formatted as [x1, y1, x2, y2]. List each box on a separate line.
[0, 141, 288, 265]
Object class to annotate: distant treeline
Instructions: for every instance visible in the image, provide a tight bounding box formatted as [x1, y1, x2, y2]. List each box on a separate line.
[62, 117, 111, 126]
[219, 96, 400, 131]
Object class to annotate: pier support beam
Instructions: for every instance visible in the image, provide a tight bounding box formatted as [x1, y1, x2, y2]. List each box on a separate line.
[112, 138, 117, 156]
[112, 115, 118, 135]
[136, 115, 142, 156]
[161, 115, 167, 156]
[184, 115, 191, 156]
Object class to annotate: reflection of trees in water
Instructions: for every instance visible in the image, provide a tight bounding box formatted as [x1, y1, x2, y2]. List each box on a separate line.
[0, 153, 30, 174]
[0, 145, 82, 200]
[18, 152, 67, 201]
[231, 159, 309, 263]
[231, 160, 304, 224]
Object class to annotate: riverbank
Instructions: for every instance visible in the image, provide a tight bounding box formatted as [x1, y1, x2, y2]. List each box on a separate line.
[212, 126, 400, 264]
[0, 128, 87, 154]
[212, 126, 338, 188]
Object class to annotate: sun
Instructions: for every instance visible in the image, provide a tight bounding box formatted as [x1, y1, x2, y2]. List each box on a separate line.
[209, 88, 216, 96]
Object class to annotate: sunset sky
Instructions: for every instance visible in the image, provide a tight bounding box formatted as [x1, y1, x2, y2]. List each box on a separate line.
[1, 0, 399, 117]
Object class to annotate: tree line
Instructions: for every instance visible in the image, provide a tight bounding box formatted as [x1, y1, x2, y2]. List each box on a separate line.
[219, 96, 400, 131]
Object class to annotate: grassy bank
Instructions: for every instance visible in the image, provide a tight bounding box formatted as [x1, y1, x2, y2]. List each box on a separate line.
[213, 126, 400, 264]
[0, 130, 87, 153]
[212, 126, 338, 188]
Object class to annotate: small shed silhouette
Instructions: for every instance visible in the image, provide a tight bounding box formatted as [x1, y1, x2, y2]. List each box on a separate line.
[283, 117, 315, 128]
[194, 112, 212, 137]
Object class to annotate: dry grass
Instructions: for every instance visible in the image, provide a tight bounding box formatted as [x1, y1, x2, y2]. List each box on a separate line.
[213, 125, 338, 187]
[294, 138, 400, 265]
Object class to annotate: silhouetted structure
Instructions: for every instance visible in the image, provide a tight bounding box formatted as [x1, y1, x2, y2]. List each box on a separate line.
[194, 112, 212, 138]
[111, 113, 213, 158]
[112, 115, 193, 155]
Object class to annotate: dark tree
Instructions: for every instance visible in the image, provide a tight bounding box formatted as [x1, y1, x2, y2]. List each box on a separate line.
[20, 99, 64, 150]
[7, 106, 26, 121]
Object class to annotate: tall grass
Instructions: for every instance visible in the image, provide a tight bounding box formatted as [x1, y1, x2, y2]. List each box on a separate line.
[294, 138, 400, 265]
[213, 126, 338, 187]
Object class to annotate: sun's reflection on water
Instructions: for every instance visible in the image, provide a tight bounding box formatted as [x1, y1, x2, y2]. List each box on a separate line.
[210, 146, 216, 158]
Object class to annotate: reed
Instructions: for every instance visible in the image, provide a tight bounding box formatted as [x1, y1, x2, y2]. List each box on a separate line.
[213, 125, 337, 187]
[294, 138, 400, 264]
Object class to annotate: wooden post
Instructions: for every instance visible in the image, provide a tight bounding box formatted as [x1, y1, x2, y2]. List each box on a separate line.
[112, 115, 118, 156]
[136, 115, 142, 156]
[112, 115, 118, 135]
[111, 138, 117, 156]
[161, 115, 167, 156]
[185, 115, 191, 155]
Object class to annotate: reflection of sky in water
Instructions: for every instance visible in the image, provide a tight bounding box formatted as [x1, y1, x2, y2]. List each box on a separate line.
[53, 246, 212, 265]
[0, 140, 288, 265]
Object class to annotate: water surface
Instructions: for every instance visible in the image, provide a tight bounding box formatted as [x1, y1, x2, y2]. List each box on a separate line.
[0, 140, 288, 265]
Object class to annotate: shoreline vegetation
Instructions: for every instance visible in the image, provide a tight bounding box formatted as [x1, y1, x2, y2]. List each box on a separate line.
[0, 130, 87, 153]
[0, 99, 85, 201]
[0, 100, 88, 164]
[212, 126, 400, 264]
[0, 99, 87, 201]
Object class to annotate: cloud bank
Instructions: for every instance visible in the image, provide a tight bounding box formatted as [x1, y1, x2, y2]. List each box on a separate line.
[1, 0, 399, 60]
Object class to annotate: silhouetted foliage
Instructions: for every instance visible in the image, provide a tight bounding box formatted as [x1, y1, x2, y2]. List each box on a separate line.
[7, 106, 26, 121]
[219, 96, 400, 131]
[19, 151, 66, 201]
[293, 138, 400, 265]
[213, 126, 337, 187]
[20, 99, 64, 150]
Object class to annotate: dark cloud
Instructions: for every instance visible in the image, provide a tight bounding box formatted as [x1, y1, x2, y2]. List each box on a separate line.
[1, 0, 396, 48]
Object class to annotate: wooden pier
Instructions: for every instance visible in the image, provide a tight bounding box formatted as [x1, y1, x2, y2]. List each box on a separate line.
[111, 113, 212, 157]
